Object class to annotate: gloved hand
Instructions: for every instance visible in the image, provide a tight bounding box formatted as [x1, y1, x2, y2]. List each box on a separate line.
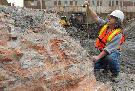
[83, 0, 90, 7]
[92, 50, 107, 63]
[92, 55, 100, 63]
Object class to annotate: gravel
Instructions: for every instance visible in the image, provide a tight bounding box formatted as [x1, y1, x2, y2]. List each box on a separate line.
[0, 5, 135, 91]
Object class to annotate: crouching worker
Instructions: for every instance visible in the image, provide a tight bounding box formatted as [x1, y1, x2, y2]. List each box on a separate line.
[83, 1, 125, 82]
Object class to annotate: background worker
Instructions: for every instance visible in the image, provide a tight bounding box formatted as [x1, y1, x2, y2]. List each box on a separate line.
[83, 1, 125, 81]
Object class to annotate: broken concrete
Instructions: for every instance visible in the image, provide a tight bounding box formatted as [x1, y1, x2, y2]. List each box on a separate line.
[0, 6, 112, 91]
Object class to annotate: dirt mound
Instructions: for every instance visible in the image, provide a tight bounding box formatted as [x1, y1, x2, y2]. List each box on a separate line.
[0, 6, 112, 91]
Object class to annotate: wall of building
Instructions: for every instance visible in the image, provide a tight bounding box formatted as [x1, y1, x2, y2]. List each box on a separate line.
[24, 0, 46, 9]
[24, 0, 135, 20]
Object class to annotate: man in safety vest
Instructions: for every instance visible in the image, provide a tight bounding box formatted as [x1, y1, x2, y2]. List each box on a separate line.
[83, 1, 125, 82]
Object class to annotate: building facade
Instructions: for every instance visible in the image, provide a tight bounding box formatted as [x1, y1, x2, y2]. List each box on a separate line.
[23, 0, 135, 20]
[45, 0, 84, 12]
[24, 0, 46, 9]
[45, 0, 135, 19]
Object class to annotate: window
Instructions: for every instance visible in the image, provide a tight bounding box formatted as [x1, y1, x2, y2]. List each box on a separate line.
[97, 1, 102, 6]
[109, 1, 114, 6]
[54, 1, 57, 6]
[100, 1, 102, 6]
[109, 1, 111, 6]
[112, 1, 114, 6]
[75, 1, 77, 5]
[120, 1, 122, 6]
[116, 1, 119, 6]
[123, 1, 133, 6]
[92, 1, 95, 5]
[64, 1, 68, 5]
[58, 1, 61, 5]
[70, 1, 73, 6]
[97, 1, 100, 6]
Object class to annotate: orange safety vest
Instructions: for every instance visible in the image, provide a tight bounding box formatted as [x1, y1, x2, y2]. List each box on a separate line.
[95, 24, 125, 51]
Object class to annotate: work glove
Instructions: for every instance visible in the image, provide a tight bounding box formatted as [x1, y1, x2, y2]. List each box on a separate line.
[92, 50, 107, 63]
[92, 55, 100, 63]
[83, 0, 90, 7]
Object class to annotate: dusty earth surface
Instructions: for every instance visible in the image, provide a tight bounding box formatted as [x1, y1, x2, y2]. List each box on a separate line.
[67, 18, 135, 91]
[0, 6, 135, 91]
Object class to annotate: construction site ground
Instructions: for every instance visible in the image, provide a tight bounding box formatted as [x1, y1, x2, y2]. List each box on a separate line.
[0, 6, 135, 91]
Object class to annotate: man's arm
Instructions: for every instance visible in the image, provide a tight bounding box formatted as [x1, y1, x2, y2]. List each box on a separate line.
[93, 50, 108, 62]
[104, 34, 122, 54]
[93, 34, 122, 62]
[84, 1, 98, 23]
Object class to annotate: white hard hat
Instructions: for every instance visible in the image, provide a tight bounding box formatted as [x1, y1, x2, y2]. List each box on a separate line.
[110, 10, 124, 22]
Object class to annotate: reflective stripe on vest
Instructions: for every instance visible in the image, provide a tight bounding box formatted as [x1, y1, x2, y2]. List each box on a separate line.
[99, 24, 108, 35]
[107, 28, 121, 42]
[95, 24, 122, 50]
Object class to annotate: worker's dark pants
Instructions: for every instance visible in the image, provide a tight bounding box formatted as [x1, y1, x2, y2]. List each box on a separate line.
[94, 50, 120, 76]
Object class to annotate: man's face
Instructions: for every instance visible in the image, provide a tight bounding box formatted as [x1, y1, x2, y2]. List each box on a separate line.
[107, 15, 117, 25]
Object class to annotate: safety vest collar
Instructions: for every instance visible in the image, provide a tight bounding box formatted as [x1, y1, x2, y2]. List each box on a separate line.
[99, 24, 121, 43]
[99, 24, 108, 35]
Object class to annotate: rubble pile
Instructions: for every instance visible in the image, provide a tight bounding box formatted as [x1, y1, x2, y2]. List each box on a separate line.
[0, 5, 135, 91]
[124, 19, 135, 40]
[66, 23, 99, 40]
[65, 23, 99, 55]
[64, 9, 135, 91]
[0, 6, 112, 91]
